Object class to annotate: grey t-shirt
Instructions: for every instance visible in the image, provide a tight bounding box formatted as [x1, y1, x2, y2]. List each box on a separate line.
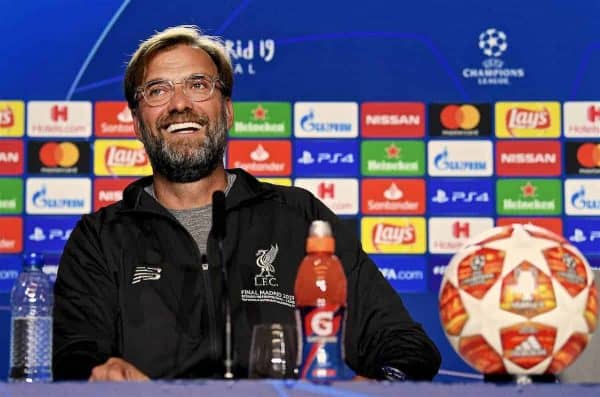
[144, 173, 236, 255]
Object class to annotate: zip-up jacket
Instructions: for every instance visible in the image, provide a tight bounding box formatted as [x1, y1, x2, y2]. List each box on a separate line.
[53, 168, 441, 380]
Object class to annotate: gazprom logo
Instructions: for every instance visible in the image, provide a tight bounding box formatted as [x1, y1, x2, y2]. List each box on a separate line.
[565, 180, 600, 215]
[299, 109, 352, 133]
[32, 186, 84, 209]
[294, 102, 358, 138]
[26, 178, 91, 214]
[428, 140, 493, 176]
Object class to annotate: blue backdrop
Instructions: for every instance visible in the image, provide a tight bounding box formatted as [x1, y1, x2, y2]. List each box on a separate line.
[1, 0, 599, 382]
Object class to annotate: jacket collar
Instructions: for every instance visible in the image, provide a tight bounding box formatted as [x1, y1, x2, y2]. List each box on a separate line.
[121, 168, 275, 212]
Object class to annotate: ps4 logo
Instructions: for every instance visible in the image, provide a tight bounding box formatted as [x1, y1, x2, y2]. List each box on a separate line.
[431, 189, 490, 203]
[569, 228, 600, 243]
[297, 151, 355, 165]
[28, 227, 72, 242]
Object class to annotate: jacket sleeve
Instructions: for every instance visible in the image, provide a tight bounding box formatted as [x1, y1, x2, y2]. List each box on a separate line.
[53, 214, 118, 380]
[308, 197, 441, 380]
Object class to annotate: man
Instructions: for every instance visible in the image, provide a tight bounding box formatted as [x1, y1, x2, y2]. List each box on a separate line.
[53, 25, 441, 381]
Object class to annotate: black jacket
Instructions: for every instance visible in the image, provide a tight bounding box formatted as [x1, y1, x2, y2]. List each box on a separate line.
[53, 168, 441, 380]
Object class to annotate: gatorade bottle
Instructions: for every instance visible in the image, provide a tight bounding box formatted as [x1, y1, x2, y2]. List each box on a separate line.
[294, 220, 348, 382]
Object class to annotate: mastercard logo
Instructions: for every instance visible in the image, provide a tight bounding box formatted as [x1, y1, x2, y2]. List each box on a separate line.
[440, 105, 480, 130]
[39, 142, 80, 167]
[577, 143, 600, 168]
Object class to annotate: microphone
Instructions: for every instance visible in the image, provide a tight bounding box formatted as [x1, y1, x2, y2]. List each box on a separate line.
[212, 191, 233, 379]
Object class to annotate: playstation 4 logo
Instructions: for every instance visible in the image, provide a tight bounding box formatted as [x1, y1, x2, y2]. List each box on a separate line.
[29, 226, 72, 242]
[294, 140, 359, 176]
[24, 216, 79, 252]
[569, 228, 600, 243]
[297, 150, 354, 165]
[431, 189, 490, 204]
[428, 179, 494, 215]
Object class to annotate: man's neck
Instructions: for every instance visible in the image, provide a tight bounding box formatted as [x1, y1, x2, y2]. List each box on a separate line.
[152, 165, 228, 210]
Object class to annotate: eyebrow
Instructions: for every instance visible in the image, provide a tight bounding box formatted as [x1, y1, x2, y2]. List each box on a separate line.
[142, 73, 213, 86]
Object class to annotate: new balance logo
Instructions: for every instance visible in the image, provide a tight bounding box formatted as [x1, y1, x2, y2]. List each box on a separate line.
[131, 266, 162, 284]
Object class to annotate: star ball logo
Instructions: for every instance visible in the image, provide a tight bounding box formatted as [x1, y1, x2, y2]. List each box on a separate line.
[462, 28, 525, 86]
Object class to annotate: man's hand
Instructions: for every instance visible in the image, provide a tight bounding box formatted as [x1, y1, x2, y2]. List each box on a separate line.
[89, 357, 150, 381]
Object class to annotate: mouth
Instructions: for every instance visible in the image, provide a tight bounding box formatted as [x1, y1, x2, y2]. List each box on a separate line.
[165, 122, 204, 134]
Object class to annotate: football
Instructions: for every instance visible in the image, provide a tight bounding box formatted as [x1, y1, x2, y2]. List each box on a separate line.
[439, 223, 598, 375]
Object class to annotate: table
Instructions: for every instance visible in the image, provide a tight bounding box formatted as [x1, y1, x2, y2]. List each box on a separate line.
[1, 380, 599, 397]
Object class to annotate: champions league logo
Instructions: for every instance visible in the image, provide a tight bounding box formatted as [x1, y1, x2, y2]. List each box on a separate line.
[462, 28, 526, 86]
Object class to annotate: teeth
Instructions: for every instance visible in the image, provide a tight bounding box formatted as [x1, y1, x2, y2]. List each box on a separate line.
[166, 122, 202, 133]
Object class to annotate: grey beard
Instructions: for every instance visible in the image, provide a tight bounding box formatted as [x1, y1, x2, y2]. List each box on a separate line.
[139, 112, 227, 183]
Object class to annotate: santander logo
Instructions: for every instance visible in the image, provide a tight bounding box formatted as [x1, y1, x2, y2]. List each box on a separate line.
[105, 146, 148, 172]
[506, 107, 550, 135]
[372, 223, 415, 250]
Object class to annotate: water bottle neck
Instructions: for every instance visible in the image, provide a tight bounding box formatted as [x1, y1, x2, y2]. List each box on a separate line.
[22, 264, 43, 272]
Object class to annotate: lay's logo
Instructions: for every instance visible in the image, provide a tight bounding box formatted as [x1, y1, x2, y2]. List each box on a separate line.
[94, 139, 152, 176]
[361, 217, 425, 253]
[495, 102, 560, 138]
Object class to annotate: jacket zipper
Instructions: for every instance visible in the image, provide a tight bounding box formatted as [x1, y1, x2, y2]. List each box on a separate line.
[201, 261, 219, 361]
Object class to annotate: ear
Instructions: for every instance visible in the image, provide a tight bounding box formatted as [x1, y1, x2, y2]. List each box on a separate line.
[224, 98, 234, 130]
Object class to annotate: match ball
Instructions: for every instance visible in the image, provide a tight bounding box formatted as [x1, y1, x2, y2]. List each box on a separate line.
[439, 223, 598, 375]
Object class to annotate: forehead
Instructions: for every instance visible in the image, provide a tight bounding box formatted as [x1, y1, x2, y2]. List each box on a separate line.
[143, 44, 218, 82]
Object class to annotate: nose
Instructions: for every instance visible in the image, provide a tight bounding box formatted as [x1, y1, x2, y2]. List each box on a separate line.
[167, 82, 193, 113]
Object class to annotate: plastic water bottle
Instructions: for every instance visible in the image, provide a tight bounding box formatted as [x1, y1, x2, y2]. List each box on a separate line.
[9, 252, 53, 382]
[294, 220, 349, 382]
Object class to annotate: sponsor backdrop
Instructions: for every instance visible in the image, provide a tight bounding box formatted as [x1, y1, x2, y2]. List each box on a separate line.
[1, 0, 599, 381]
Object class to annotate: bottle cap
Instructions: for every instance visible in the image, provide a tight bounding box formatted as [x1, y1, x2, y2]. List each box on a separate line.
[308, 220, 332, 237]
[23, 252, 44, 269]
[306, 220, 335, 253]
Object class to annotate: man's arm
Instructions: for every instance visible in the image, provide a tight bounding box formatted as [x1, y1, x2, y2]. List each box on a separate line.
[53, 215, 120, 380]
[344, 247, 441, 380]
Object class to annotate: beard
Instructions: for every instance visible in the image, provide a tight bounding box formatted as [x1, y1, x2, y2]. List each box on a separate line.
[138, 107, 228, 183]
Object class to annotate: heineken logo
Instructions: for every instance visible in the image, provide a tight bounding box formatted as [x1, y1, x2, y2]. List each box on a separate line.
[230, 102, 291, 138]
[361, 141, 425, 176]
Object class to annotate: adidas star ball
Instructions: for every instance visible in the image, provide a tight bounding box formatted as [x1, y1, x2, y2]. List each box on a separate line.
[439, 223, 598, 375]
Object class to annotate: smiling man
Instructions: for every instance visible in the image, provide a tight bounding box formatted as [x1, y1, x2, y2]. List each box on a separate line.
[52, 25, 440, 382]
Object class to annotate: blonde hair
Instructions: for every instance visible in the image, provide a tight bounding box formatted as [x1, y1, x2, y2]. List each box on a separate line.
[124, 25, 233, 111]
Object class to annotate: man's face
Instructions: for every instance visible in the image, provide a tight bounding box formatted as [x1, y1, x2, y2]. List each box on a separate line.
[133, 44, 233, 182]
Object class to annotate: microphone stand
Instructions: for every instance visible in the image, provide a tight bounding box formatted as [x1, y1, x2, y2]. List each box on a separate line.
[219, 236, 233, 379]
[213, 191, 233, 379]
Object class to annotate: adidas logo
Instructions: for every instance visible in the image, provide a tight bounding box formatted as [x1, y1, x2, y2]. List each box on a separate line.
[511, 335, 547, 357]
[131, 266, 162, 285]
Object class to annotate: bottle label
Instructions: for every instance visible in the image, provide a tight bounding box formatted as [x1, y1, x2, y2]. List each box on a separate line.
[296, 304, 347, 381]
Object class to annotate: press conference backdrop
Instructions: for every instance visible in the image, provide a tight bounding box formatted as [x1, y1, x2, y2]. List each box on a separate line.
[1, 0, 599, 382]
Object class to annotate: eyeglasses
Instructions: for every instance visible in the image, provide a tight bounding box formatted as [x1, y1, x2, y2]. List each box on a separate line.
[136, 74, 224, 107]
